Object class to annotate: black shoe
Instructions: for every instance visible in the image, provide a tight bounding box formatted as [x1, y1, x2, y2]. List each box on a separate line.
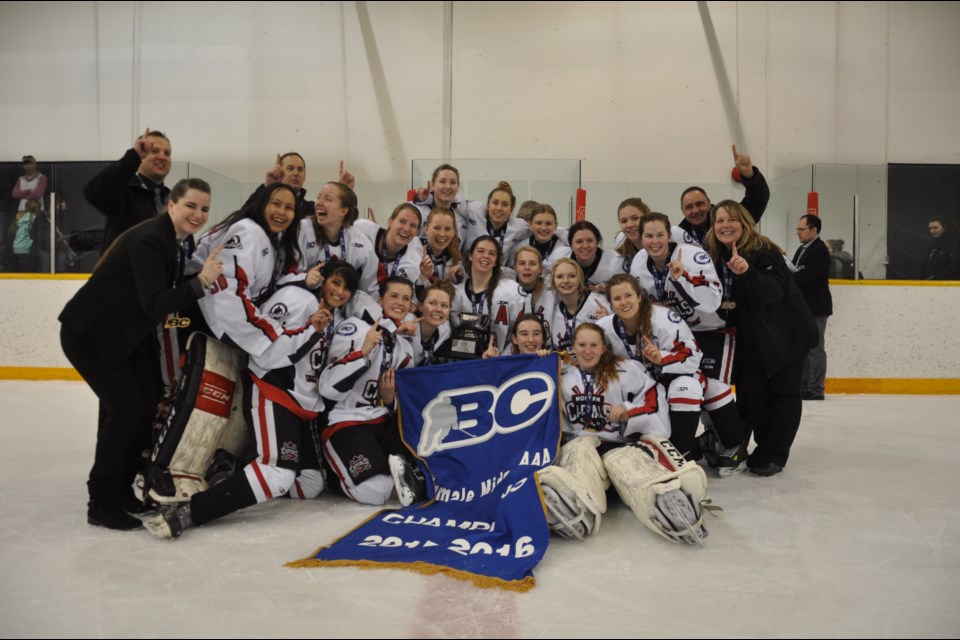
[748, 462, 784, 477]
[801, 391, 825, 400]
[88, 504, 144, 530]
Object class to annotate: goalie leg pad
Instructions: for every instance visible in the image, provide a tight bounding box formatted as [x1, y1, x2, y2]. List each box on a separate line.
[537, 466, 601, 540]
[557, 434, 609, 513]
[602, 434, 713, 545]
[146, 333, 247, 505]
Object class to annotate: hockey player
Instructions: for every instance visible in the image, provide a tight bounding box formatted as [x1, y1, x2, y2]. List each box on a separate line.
[599, 274, 705, 459]
[318, 275, 418, 505]
[297, 181, 379, 298]
[630, 212, 748, 474]
[461, 181, 531, 269]
[354, 203, 425, 286]
[526, 204, 569, 274]
[513, 245, 555, 327]
[539, 323, 711, 545]
[505, 313, 551, 356]
[549, 221, 628, 289]
[452, 236, 525, 353]
[409, 164, 484, 251]
[412, 280, 455, 366]
[187, 183, 302, 359]
[417, 209, 464, 287]
[546, 258, 608, 352]
[143, 262, 361, 538]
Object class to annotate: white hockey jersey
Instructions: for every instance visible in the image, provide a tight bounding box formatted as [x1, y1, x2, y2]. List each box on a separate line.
[419, 237, 463, 284]
[319, 316, 417, 425]
[412, 321, 453, 366]
[296, 219, 380, 298]
[351, 221, 424, 287]
[452, 278, 525, 352]
[547, 291, 609, 352]
[596, 307, 702, 379]
[192, 219, 293, 358]
[410, 195, 486, 254]
[528, 233, 570, 277]
[630, 242, 724, 331]
[248, 284, 345, 415]
[559, 359, 670, 443]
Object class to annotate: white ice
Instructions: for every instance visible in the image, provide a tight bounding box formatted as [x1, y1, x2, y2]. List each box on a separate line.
[1, 381, 958, 638]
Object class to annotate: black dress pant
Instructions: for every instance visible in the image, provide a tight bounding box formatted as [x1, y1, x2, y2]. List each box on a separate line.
[735, 343, 805, 468]
[60, 326, 159, 505]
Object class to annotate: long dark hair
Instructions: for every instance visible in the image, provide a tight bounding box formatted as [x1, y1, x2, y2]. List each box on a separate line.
[466, 235, 503, 315]
[212, 182, 301, 270]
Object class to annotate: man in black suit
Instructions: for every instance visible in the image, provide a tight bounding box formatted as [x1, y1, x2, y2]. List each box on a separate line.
[84, 128, 172, 253]
[792, 214, 833, 400]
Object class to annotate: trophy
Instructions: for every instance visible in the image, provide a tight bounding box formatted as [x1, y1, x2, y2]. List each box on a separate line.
[435, 312, 491, 360]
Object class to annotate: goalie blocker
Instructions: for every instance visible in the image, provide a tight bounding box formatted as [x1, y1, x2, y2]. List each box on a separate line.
[144, 333, 250, 505]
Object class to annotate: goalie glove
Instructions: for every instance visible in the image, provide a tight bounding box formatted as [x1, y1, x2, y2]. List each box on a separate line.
[557, 434, 609, 513]
[603, 434, 719, 546]
[537, 466, 602, 541]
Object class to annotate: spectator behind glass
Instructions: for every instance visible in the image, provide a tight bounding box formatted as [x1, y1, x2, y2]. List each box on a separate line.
[84, 129, 172, 253]
[7, 198, 44, 272]
[825, 239, 855, 279]
[920, 216, 960, 280]
[13, 155, 47, 212]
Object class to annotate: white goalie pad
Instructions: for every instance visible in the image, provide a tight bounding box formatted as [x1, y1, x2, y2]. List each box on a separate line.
[557, 434, 609, 513]
[602, 434, 716, 546]
[146, 333, 249, 505]
[537, 466, 602, 541]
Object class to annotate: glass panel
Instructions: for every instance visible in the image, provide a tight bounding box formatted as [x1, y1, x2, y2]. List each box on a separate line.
[765, 165, 813, 257]
[185, 163, 245, 235]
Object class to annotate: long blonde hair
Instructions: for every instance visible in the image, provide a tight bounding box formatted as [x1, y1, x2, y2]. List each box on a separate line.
[513, 245, 545, 302]
[549, 258, 588, 299]
[706, 200, 781, 261]
[424, 208, 461, 265]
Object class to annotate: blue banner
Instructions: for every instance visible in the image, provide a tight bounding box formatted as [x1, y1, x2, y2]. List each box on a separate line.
[290, 354, 562, 591]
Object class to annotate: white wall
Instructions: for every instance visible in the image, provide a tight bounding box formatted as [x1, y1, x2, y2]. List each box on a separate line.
[6, 279, 959, 380]
[2, 1, 959, 183]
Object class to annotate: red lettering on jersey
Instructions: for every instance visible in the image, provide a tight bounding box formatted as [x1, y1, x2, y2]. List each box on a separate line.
[494, 304, 509, 326]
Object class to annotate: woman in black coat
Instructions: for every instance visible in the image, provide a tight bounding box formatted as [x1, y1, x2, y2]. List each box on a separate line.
[59, 178, 223, 530]
[707, 200, 817, 476]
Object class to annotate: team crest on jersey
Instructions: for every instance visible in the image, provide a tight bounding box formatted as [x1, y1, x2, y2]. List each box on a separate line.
[667, 309, 682, 323]
[224, 235, 242, 250]
[694, 251, 711, 265]
[306, 241, 317, 249]
[262, 248, 270, 256]
[348, 454, 372, 478]
[337, 323, 358, 336]
[280, 441, 299, 462]
[268, 302, 289, 321]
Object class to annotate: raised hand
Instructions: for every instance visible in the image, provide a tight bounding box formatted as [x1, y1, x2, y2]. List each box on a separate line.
[361, 318, 383, 356]
[419, 253, 436, 282]
[669, 247, 685, 280]
[379, 368, 396, 406]
[732, 144, 754, 179]
[727, 243, 749, 275]
[305, 262, 325, 288]
[415, 181, 432, 203]
[265, 153, 284, 185]
[640, 335, 663, 365]
[134, 129, 154, 159]
[339, 160, 356, 190]
[594, 300, 609, 319]
[482, 335, 500, 359]
[199, 245, 224, 287]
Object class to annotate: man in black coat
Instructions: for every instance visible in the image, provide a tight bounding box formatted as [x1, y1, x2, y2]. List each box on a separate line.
[792, 214, 833, 400]
[678, 144, 771, 248]
[84, 128, 172, 253]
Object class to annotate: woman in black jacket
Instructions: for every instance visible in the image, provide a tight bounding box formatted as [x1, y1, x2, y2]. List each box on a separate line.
[707, 201, 817, 476]
[59, 178, 223, 530]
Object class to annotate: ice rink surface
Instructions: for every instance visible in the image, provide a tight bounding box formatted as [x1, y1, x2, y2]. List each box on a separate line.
[1, 380, 958, 638]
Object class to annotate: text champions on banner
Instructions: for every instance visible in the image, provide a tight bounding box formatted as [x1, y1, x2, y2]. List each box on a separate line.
[289, 354, 563, 591]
